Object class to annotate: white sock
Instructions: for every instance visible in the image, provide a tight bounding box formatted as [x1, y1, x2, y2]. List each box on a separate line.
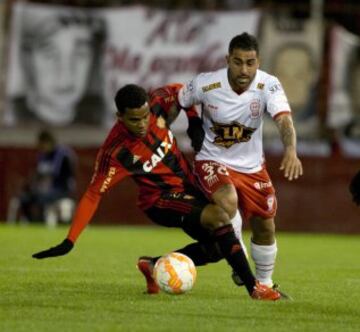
[230, 210, 248, 258]
[250, 241, 277, 286]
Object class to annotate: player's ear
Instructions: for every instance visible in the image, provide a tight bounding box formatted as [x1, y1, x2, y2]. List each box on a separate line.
[225, 54, 230, 65]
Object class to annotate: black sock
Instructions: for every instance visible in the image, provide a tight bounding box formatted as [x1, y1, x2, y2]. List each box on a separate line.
[214, 224, 256, 294]
[175, 242, 211, 266]
[151, 243, 211, 266]
[152, 242, 222, 267]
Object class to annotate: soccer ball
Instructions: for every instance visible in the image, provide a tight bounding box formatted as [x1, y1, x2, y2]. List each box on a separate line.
[153, 252, 197, 294]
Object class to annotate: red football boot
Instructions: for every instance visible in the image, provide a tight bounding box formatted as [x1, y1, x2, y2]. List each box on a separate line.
[251, 281, 282, 301]
[137, 256, 160, 294]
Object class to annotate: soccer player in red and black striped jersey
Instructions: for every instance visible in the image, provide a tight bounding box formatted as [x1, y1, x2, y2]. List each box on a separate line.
[32, 83, 283, 300]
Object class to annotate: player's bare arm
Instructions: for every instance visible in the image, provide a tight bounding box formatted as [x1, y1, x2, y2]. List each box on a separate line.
[275, 114, 303, 181]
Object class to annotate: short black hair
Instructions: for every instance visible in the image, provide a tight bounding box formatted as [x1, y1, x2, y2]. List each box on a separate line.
[114, 84, 149, 114]
[228, 32, 259, 55]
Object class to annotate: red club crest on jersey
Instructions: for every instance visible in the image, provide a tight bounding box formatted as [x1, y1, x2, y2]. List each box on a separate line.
[250, 99, 261, 119]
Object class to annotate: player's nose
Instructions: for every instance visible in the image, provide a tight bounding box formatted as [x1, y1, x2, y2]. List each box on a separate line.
[138, 120, 148, 130]
[239, 65, 249, 75]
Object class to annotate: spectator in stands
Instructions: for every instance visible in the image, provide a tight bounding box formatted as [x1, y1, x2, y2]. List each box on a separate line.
[7, 6, 106, 126]
[7, 130, 77, 226]
[350, 170, 360, 205]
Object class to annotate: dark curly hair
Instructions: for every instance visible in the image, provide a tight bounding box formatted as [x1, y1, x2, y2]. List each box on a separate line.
[114, 84, 149, 115]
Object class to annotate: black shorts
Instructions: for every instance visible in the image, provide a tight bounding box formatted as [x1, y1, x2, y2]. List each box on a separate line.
[144, 190, 211, 242]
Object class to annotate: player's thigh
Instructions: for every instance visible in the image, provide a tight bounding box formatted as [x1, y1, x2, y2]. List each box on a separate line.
[194, 160, 237, 210]
[229, 167, 277, 222]
[144, 191, 212, 242]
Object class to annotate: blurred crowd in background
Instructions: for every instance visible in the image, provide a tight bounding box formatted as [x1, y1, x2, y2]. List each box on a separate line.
[0, 0, 359, 229]
[0, 0, 359, 154]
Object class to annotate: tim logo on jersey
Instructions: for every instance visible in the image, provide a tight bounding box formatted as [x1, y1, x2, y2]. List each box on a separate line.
[210, 120, 256, 148]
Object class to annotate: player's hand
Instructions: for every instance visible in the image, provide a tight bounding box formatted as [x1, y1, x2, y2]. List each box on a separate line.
[187, 117, 205, 152]
[32, 239, 74, 259]
[349, 170, 360, 205]
[280, 148, 303, 181]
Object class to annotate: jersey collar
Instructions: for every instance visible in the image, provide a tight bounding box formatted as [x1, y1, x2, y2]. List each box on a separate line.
[247, 70, 260, 91]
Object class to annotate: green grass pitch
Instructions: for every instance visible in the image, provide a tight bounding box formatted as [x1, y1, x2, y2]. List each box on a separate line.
[1, 224, 360, 332]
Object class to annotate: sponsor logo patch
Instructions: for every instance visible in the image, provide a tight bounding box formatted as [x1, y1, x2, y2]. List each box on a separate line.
[100, 167, 116, 193]
[142, 131, 174, 172]
[210, 120, 256, 148]
[202, 82, 221, 93]
[187, 80, 194, 92]
[269, 83, 282, 94]
[164, 95, 176, 104]
[133, 155, 141, 164]
[207, 103, 218, 110]
[254, 181, 273, 190]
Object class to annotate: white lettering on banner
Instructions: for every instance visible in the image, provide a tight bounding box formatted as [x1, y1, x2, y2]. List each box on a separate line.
[106, 46, 142, 72]
[5, 3, 261, 128]
[105, 43, 225, 90]
[145, 12, 215, 45]
[104, 6, 261, 93]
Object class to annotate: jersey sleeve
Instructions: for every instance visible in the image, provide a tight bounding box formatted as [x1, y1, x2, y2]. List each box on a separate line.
[264, 76, 292, 119]
[67, 151, 129, 243]
[149, 83, 199, 124]
[177, 76, 203, 108]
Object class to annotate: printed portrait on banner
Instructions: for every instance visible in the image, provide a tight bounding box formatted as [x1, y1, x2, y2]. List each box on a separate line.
[4, 3, 107, 127]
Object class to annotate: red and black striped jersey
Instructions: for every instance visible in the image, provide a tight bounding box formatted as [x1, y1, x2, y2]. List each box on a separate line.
[67, 84, 198, 242]
[90, 114, 195, 210]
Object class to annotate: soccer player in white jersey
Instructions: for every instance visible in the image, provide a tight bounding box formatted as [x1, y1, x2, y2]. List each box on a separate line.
[178, 32, 303, 293]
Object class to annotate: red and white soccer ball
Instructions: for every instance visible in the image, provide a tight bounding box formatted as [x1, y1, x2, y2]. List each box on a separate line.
[153, 252, 197, 294]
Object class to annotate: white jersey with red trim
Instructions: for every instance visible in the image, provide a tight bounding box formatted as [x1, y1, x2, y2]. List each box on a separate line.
[178, 68, 291, 173]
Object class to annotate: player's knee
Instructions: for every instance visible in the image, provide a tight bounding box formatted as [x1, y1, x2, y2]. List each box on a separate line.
[212, 184, 238, 218]
[200, 204, 230, 231]
[251, 217, 275, 245]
